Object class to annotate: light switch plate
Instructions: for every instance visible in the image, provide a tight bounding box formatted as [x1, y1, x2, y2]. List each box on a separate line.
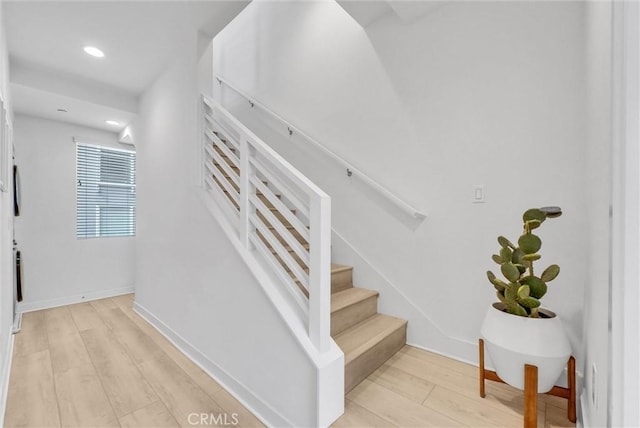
[472, 185, 485, 203]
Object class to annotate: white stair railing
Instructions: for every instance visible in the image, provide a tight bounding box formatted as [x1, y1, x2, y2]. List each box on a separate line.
[201, 94, 332, 353]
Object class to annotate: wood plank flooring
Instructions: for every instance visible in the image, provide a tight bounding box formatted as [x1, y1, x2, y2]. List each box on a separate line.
[4, 295, 263, 428]
[4, 294, 576, 427]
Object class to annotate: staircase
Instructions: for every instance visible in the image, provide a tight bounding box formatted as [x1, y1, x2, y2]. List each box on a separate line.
[207, 128, 408, 394]
[330, 264, 407, 392]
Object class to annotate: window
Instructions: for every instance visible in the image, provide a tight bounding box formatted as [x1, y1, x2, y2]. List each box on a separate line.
[76, 143, 136, 238]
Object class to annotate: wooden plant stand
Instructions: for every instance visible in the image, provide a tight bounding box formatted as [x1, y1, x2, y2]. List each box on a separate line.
[478, 339, 576, 428]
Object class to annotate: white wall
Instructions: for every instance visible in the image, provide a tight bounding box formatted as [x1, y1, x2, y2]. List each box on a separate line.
[0, 0, 15, 419]
[581, 3, 612, 426]
[13, 115, 135, 311]
[214, 0, 591, 369]
[606, 2, 640, 427]
[131, 30, 328, 427]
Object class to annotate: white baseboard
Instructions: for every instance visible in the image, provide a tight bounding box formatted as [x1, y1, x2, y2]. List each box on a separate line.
[133, 301, 294, 428]
[0, 328, 15, 426]
[17, 286, 135, 313]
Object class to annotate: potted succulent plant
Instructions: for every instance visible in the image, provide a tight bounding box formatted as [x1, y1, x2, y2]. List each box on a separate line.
[480, 207, 571, 393]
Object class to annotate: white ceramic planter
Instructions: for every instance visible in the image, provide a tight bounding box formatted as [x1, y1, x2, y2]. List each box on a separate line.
[480, 302, 572, 393]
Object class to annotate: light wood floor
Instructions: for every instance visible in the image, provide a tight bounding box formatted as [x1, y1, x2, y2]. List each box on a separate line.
[4, 294, 575, 428]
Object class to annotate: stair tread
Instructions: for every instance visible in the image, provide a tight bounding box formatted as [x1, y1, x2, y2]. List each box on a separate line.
[334, 314, 407, 365]
[268, 243, 310, 253]
[331, 288, 378, 313]
[331, 264, 352, 274]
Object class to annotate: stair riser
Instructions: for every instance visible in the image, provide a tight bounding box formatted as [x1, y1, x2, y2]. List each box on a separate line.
[331, 269, 353, 293]
[331, 295, 378, 336]
[344, 324, 407, 393]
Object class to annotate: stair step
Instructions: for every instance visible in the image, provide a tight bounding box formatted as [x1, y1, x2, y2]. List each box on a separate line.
[212, 146, 238, 168]
[210, 133, 237, 154]
[334, 314, 407, 393]
[331, 264, 353, 293]
[286, 264, 356, 296]
[267, 207, 296, 224]
[257, 212, 308, 246]
[212, 144, 232, 159]
[331, 288, 378, 336]
[257, 192, 281, 208]
[263, 237, 308, 269]
[211, 176, 240, 211]
[211, 167, 271, 193]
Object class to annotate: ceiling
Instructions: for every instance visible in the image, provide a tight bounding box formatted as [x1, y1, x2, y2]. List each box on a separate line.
[4, 1, 248, 133]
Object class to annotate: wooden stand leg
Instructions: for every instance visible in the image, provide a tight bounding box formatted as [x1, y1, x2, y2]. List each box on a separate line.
[479, 340, 576, 426]
[524, 364, 538, 428]
[479, 339, 486, 398]
[568, 356, 576, 423]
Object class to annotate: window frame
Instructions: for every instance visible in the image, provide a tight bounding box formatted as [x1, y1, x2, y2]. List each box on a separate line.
[75, 141, 136, 239]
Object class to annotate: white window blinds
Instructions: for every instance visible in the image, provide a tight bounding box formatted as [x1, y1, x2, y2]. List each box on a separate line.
[76, 143, 136, 238]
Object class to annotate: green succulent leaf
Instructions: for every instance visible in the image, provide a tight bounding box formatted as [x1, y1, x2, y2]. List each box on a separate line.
[515, 264, 527, 274]
[487, 271, 508, 290]
[541, 264, 560, 282]
[523, 208, 547, 223]
[522, 253, 541, 261]
[517, 285, 530, 299]
[518, 234, 542, 254]
[504, 284, 517, 301]
[506, 302, 528, 317]
[497, 236, 515, 249]
[496, 291, 506, 303]
[519, 297, 541, 309]
[511, 248, 525, 265]
[525, 219, 542, 230]
[492, 254, 503, 264]
[521, 275, 547, 299]
[487, 271, 497, 284]
[500, 247, 513, 264]
[501, 263, 521, 282]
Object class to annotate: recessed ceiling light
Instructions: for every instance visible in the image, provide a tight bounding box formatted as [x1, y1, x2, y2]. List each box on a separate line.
[83, 46, 104, 58]
[105, 120, 120, 126]
[57, 108, 68, 113]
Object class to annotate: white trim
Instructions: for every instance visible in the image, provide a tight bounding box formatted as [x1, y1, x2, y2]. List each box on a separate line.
[0, 329, 15, 426]
[132, 301, 292, 428]
[16, 285, 135, 313]
[406, 341, 477, 369]
[72, 137, 136, 154]
[609, 2, 640, 427]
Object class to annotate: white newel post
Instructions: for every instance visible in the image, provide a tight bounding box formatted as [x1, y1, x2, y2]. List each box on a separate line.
[309, 193, 331, 353]
[239, 135, 250, 248]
